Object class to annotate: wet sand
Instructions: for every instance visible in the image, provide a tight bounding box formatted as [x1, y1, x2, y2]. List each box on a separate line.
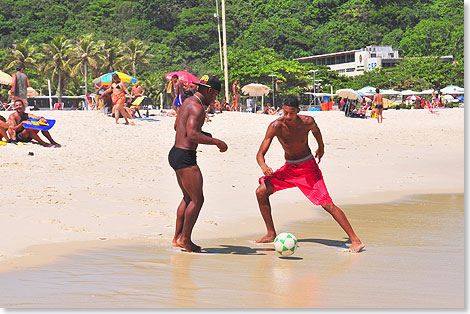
[0, 193, 463, 308]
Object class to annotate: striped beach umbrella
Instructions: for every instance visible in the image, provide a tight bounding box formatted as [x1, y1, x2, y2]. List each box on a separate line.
[92, 72, 138, 85]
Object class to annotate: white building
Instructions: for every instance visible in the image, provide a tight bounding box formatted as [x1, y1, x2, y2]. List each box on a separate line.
[293, 45, 402, 77]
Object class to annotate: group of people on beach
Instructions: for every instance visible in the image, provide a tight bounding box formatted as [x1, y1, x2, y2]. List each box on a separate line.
[94, 73, 146, 124]
[168, 74, 365, 254]
[0, 65, 60, 147]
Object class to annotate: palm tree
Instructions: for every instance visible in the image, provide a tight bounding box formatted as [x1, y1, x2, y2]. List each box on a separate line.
[5, 39, 38, 71]
[71, 34, 100, 95]
[124, 39, 152, 78]
[97, 37, 126, 74]
[39, 35, 73, 103]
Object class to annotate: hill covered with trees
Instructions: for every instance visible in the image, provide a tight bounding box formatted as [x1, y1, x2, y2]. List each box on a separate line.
[0, 0, 464, 102]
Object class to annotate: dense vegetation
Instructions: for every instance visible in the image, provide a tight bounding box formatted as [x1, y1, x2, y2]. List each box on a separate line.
[0, 0, 464, 104]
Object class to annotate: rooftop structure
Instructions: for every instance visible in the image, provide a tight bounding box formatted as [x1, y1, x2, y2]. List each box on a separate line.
[293, 45, 403, 77]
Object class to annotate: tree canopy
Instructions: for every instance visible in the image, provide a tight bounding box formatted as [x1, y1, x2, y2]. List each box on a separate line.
[0, 0, 464, 102]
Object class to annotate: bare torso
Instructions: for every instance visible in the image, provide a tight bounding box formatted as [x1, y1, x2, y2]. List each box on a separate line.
[174, 96, 205, 151]
[273, 115, 315, 160]
[373, 93, 383, 105]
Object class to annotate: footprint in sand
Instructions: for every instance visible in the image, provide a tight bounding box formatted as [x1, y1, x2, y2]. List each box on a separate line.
[204, 220, 219, 226]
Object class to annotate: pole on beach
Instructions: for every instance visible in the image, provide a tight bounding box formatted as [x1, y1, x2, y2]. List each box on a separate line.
[269, 74, 276, 109]
[221, 0, 229, 101]
[215, 0, 223, 71]
[48, 79, 52, 110]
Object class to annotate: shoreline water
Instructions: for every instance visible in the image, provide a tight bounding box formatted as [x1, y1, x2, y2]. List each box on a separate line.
[0, 191, 462, 274]
[0, 192, 463, 308]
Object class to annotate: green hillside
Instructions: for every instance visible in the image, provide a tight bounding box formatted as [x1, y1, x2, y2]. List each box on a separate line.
[0, 0, 464, 101]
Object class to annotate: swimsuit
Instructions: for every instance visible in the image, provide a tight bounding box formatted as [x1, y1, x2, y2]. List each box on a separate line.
[375, 104, 383, 109]
[16, 130, 32, 142]
[111, 83, 126, 104]
[259, 154, 333, 205]
[111, 92, 126, 105]
[168, 146, 197, 170]
[173, 94, 184, 108]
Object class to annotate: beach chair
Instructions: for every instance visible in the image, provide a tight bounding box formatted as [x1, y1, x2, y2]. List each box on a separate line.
[85, 94, 97, 110]
[1, 100, 14, 111]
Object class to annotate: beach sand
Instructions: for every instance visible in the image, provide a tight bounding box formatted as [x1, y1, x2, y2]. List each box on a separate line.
[0, 108, 464, 307]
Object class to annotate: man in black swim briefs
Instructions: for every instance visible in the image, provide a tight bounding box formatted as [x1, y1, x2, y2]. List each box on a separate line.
[8, 99, 61, 147]
[168, 74, 227, 253]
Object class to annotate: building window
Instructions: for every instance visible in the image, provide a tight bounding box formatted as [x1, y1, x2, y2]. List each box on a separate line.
[371, 53, 376, 58]
[389, 53, 394, 58]
[346, 68, 355, 72]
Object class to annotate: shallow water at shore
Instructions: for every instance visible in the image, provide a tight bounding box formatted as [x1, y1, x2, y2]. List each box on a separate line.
[0, 193, 463, 308]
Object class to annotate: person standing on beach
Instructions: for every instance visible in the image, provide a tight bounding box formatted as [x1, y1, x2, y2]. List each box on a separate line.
[231, 79, 239, 111]
[171, 74, 185, 113]
[168, 74, 228, 253]
[10, 64, 30, 106]
[372, 88, 384, 123]
[102, 73, 132, 124]
[253, 96, 364, 253]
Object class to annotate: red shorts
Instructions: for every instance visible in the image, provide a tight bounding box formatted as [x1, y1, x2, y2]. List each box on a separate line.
[111, 93, 126, 105]
[259, 158, 333, 205]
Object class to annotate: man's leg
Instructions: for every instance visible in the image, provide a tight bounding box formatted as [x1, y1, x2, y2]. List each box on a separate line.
[254, 181, 277, 243]
[41, 130, 60, 146]
[321, 203, 365, 252]
[175, 165, 204, 253]
[24, 129, 50, 147]
[172, 172, 191, 247]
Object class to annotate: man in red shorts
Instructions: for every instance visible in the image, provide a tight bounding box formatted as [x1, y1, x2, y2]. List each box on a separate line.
[254, 96, 364, 253]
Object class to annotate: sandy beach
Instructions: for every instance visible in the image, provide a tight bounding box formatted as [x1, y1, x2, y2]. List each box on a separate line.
[0, 107, 464, 308]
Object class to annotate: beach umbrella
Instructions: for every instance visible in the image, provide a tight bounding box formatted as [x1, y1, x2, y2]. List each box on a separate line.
[165, 70, 200, 87]
[0, 70, 12, 85]
[406, 95, 421, 101]
[336, 88, 362, 101]
[400, 90, 419, 96]
[357, 85, 376, 95]
[27, 87, 39, 97]
[92, 72, 137, 86]
[241, 83, 270, 96]
[380, 89, 401, 95]
[440, 85, 464, 95]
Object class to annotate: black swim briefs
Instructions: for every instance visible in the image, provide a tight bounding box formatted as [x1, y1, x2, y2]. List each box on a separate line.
[168, 146, 197, 170]
[376, 104, 383, 109]
[16, 130, 32, 142]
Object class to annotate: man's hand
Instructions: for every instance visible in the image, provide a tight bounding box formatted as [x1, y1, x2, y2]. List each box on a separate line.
[260, 163, 273, 176]
[216, 139, 228, 152]
[315, 147, 324, 163]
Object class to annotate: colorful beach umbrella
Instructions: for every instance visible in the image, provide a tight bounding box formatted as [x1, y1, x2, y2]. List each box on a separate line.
[92, 72, 137, 85]
[165, 70, 200, 87]
[406, 95, 421, 101]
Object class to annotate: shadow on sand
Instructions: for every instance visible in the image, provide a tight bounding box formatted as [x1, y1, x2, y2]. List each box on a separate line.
[202, 244, 275, 255]
[298, 237, 350, 249]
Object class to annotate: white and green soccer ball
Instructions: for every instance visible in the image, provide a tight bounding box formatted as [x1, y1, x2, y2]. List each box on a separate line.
[274, 232, 298, 256]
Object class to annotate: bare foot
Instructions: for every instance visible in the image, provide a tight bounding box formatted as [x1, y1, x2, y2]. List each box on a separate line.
[177, 237, 201, 253]
[172, 236, 182, 248]
[349, 241, 365, 253]
[253, 233, 276, 243]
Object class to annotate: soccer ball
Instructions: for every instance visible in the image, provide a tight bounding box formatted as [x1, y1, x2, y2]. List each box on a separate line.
[274, 232, 298, 256]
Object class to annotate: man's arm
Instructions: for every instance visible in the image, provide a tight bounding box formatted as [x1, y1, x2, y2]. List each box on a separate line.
[309, 118, 325, 163]
[10, 73, 16, 95]
[256, 122, 277, 176]
[186, 106, 227, 152]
